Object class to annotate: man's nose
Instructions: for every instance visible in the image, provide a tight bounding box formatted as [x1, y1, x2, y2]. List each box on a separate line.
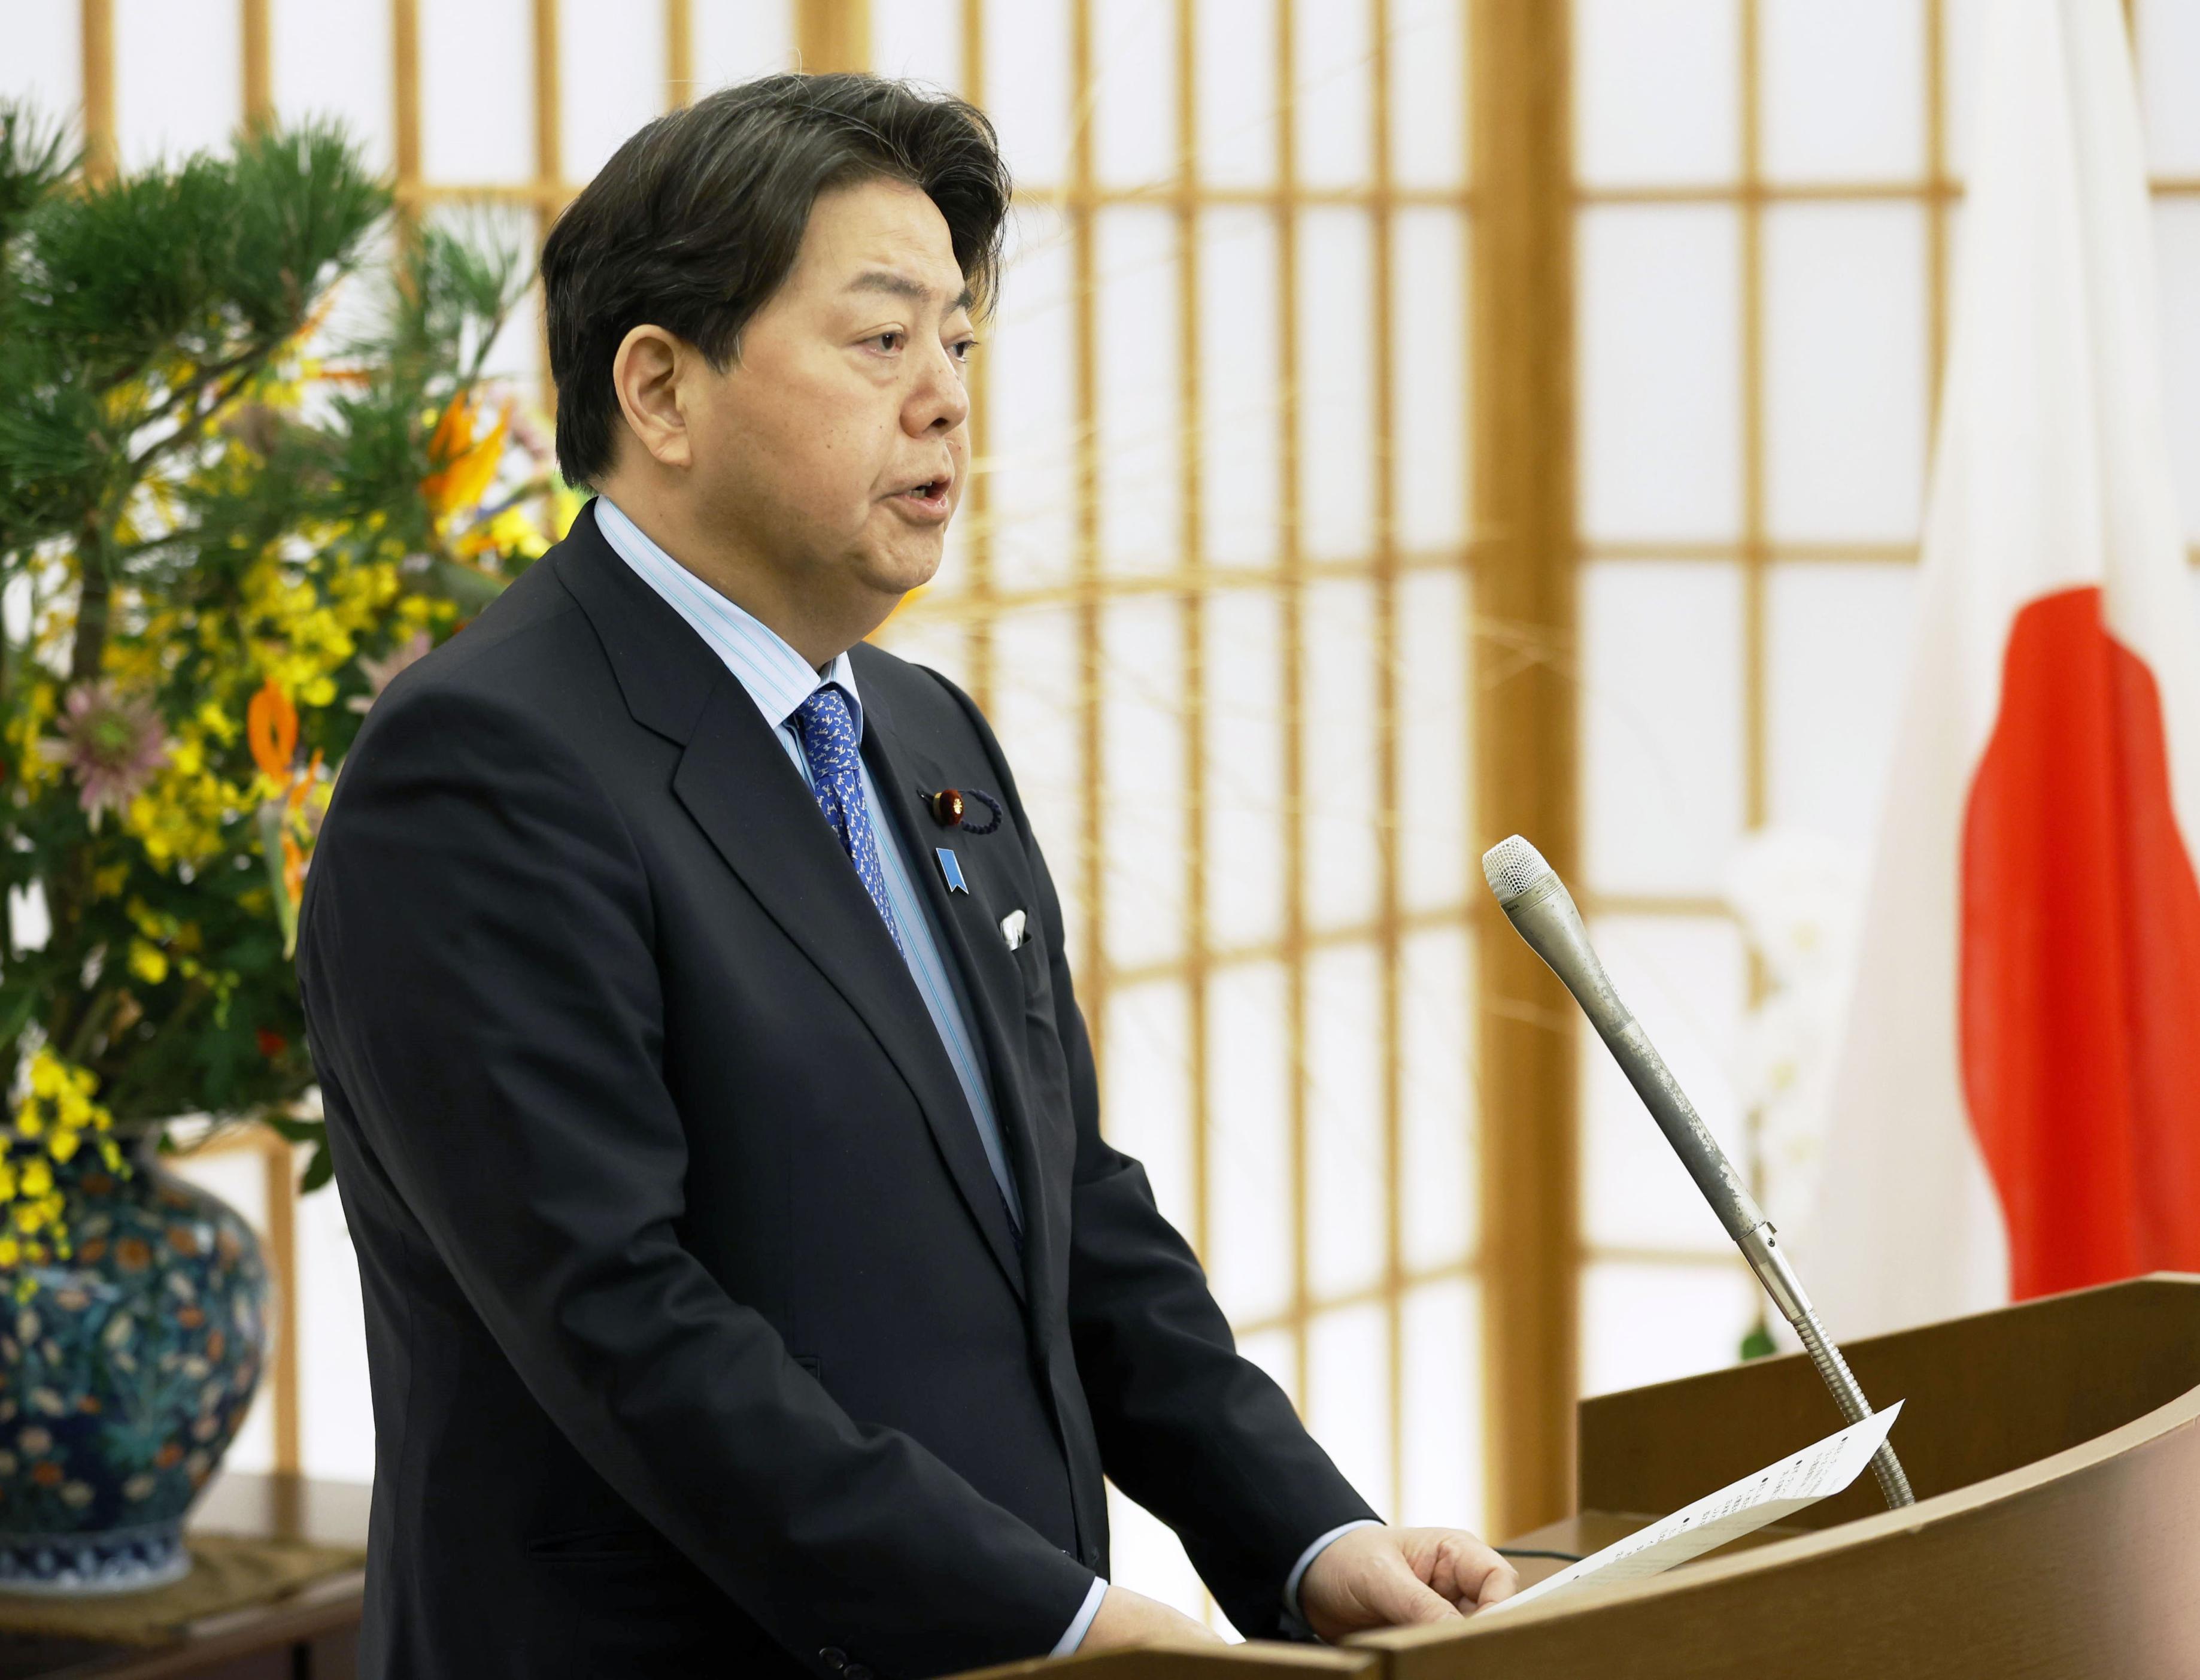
[909, 342, 970, 433]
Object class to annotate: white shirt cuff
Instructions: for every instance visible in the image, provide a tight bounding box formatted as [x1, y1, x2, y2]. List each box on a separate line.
[1283, 1519, 1386, 1621]
[1053, 1575, 1110, 1654]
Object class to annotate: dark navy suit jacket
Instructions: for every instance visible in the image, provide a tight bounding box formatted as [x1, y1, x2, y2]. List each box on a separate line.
[295, 504, 1377, 1679]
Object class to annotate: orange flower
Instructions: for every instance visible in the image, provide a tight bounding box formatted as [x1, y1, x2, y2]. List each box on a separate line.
[114, 1236, 151, 1272]
[282, 832, 308, 905]
[247, 679, 297, 781]
[284, 748, 323, 815]
[421, 388, 511, 520]
[30, 1463, 62, 1488]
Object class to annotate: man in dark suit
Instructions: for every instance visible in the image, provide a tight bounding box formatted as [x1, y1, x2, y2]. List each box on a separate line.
[296, 72, 1515, 1679]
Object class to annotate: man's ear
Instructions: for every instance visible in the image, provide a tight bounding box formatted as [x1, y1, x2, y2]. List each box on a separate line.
[610, 325, 693, 470]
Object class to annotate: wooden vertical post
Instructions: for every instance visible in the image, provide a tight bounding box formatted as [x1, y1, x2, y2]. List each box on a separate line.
[392, 0, 421, 226]
[796, 0, 872, 75]
[960, 0, 995, 717]
[80, 0, 116, 182]
[242, 0, 272, 130]
[666, 0, 693, 108]
[262, 1134, 302, 1475]
[1470, 0, 1579, 1539]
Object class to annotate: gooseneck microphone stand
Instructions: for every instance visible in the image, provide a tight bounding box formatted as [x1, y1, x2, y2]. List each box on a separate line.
[1483, 835, 1916, 1511]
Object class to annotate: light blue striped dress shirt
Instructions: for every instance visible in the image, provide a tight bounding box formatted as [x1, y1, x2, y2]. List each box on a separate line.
[598, 498, 1371, 1650]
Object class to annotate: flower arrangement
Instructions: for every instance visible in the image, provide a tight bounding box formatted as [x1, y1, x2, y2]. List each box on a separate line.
[0, 104, 556, 1266]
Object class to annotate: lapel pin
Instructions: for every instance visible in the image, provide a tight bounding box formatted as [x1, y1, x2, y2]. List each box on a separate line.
[936, 848, 970, 894]
[921, 786, 1003, 835]
[1000, 908, 1028, 950]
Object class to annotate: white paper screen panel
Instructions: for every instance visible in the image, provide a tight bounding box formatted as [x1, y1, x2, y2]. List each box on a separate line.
[1096, 208, 1182, 580]
[1573, 0, 1740, 189]
[272, 0, 396, 174]
[1094, 0, 1178, 190]
[0, 6, 81, 114]
[116, 0, 240, 168]
[1577, 206, 1745, 544]
[2159, 202, 2200, 545]
[419, 0, 532, 183]
[981, 0, 1069, 186]
[1195, 0, 1279, 187]
[690, 0, 797, 89]
[1580, 1259, 1759, 1397]
[1581, 559, 1747, 897]
[869, 0, 958, 87]
[1764, 204, 1929, 544]
[1196, 209, 1284, 569]
[1758, 0, 1925, 183]
[2137, 0, 2200, 175]
[559, 0, 664, 181]
[1389, 0, 1468, 190]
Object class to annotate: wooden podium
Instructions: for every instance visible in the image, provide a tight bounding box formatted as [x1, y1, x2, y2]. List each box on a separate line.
[961, 1273, 2200, 1680]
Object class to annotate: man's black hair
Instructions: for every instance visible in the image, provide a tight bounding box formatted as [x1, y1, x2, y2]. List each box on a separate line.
[541, 72, 1012, 487]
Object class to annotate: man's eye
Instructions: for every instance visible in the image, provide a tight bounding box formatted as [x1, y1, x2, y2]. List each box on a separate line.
[871, 332, 904, 353]
[953, 338, 979, 362]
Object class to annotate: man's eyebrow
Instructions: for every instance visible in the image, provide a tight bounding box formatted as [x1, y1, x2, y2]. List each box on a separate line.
[845, 269, 976, 314]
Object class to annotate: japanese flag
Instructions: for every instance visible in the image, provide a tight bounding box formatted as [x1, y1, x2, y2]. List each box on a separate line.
[1800, 0, 2200, 1337]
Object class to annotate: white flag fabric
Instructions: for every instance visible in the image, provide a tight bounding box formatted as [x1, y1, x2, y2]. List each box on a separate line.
[1800, 0, 2200, 1339]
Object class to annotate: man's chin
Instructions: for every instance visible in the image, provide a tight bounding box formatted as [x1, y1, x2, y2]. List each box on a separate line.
[855, 545, 945, 602]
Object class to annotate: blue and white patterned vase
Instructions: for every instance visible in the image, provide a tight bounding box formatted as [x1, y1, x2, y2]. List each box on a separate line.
[0, 1136, 269, 1594]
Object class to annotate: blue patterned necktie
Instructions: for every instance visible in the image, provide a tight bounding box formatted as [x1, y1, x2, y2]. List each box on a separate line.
[791, 684, 905, 956]
[790, 683, 1024, 1259]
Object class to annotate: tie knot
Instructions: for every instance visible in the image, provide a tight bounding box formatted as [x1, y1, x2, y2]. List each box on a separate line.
[793, 683, 858, 751]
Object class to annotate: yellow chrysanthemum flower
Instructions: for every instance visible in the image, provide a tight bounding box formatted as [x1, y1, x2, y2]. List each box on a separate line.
[128, 940, 170, 986]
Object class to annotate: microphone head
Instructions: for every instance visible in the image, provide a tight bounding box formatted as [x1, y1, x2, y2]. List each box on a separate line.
[1483, 835, 1557, 909]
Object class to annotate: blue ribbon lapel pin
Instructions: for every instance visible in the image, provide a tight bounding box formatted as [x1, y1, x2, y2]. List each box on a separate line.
[935, 848, 970, 894]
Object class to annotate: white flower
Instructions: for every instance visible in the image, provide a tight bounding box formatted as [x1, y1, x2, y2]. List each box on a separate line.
[1725, 827, 1867, 1227]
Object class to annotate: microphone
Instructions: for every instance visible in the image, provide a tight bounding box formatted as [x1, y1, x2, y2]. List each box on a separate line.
[1482, 835, 1916, 1511]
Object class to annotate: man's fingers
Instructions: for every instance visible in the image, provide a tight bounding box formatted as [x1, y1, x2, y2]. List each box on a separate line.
[1431, 1532, 1519, 1609]
[1369, 1554, 1465, 1626]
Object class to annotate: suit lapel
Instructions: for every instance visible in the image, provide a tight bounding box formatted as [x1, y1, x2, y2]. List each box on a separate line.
[553, 510, 1027, 1303]
[860, 697, 1062, 1314]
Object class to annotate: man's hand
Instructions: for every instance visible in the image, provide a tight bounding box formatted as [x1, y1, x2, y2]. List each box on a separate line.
[1298, 1526, 1518, 1643]
[1081, 1584, 1227, 1652]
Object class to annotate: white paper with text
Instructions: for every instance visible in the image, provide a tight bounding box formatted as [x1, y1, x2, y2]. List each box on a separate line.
[1486, 1401, 1904, 1614]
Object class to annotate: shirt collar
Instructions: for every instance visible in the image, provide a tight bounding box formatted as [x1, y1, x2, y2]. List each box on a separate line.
[594, 495, 861, 738]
